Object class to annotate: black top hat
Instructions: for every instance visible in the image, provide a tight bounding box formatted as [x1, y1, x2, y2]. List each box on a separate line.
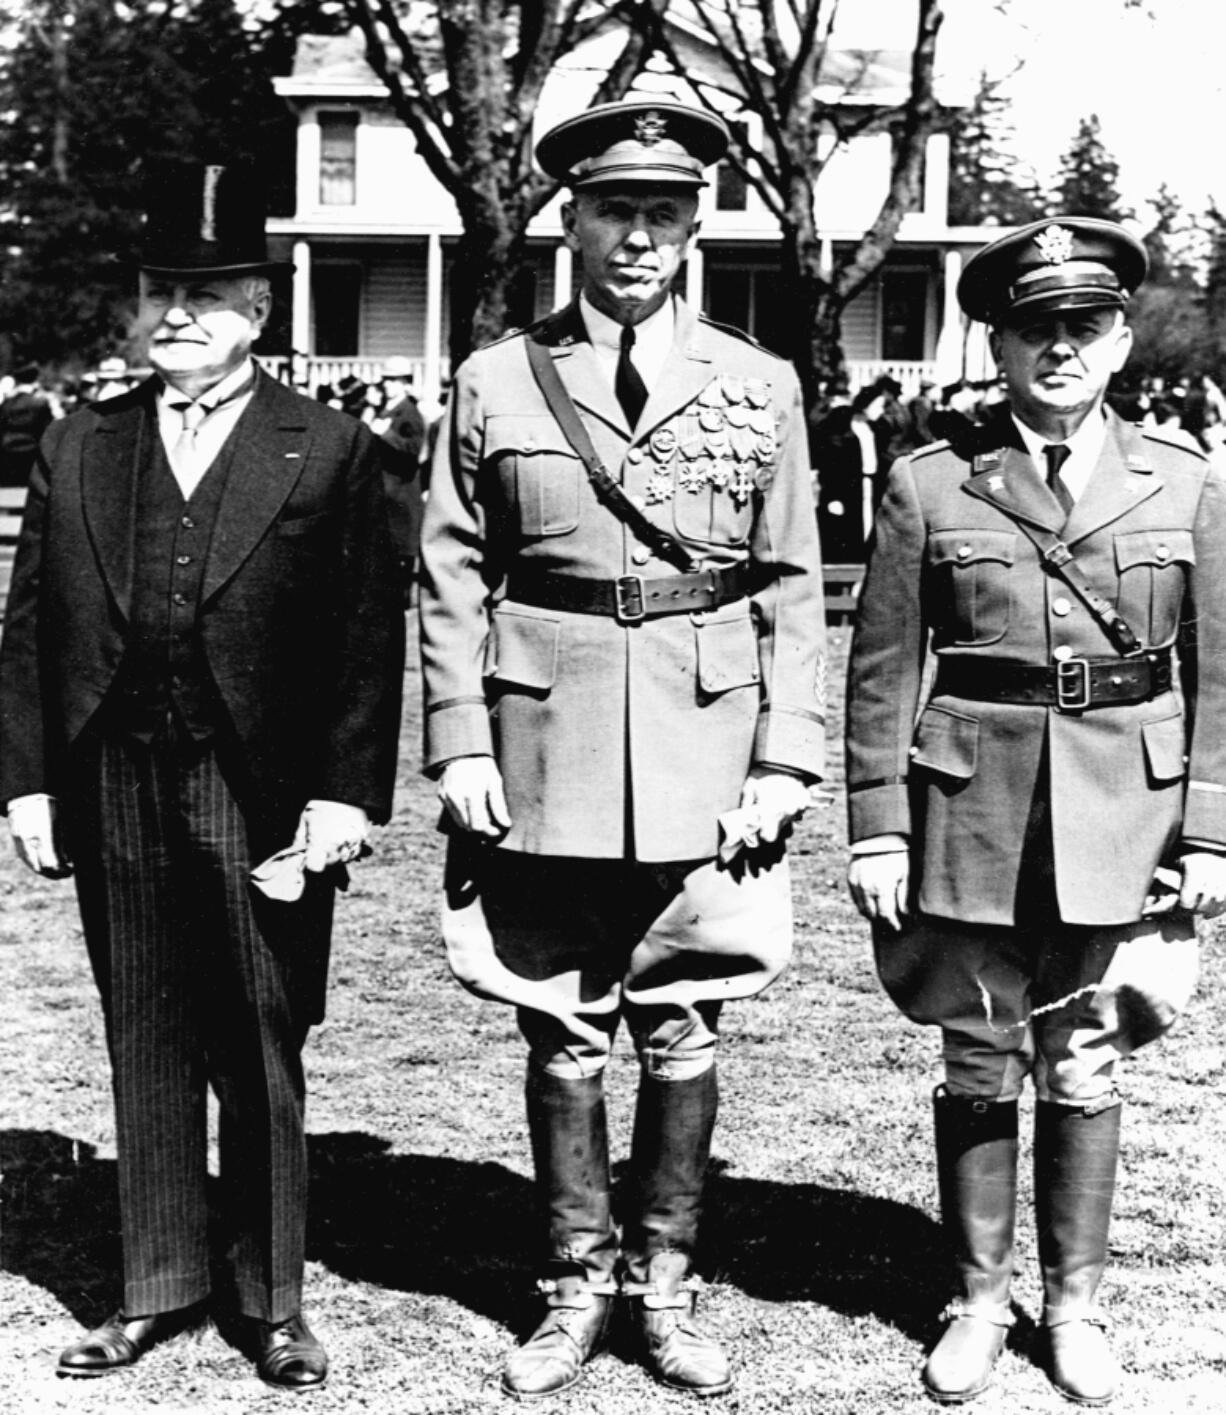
[136, 159, 290, 277]
[958, 217, 1148, 326]
[536, 98, 729, 190]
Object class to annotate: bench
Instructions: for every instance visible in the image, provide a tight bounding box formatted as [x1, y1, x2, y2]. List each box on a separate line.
[824, 562, 863, 623]
[0, 485, 27, 620]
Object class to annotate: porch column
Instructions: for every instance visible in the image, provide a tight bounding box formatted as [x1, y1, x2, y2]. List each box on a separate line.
[424, 232, 443, 406]
[685, 242, 704, 308]
[934, 247, 965, 385]
[552, 243, 572, 309]
[291, 240, 311, 384]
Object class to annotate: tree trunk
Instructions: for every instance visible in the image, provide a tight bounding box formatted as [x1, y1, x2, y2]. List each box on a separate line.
[448, 215, 528, 372]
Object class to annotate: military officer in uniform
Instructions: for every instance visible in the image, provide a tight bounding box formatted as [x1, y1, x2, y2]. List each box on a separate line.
[845, 218, 1226, 1406]
[419, 98, 826, 1398]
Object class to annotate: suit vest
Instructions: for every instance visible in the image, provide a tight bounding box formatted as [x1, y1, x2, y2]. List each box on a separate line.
[108, 413, 238, 742]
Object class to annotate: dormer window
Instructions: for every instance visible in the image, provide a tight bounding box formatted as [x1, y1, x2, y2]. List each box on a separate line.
[319, 111, 358, 206]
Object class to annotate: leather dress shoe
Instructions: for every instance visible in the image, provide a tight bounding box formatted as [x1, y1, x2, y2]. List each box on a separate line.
[633, 1292, 732, 1397]
[501, 1280, 613, 1400]
[251, 1313, 328, 1391]
[1047, 1316, 1119, 1406]
[58, 1309, 190, 1377]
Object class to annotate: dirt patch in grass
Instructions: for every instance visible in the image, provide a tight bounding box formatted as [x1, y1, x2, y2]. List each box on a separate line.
[2, 625, 1224, 1414]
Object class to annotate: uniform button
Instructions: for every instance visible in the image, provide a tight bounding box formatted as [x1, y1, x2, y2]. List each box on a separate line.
[1155, 544, 1170, 562]
[627, 447, 644, 464]
[181, 515, 195, 529]
[170, 675, 183, 689]
[631, 548, 651, 566]
[956, 544, 972, 560]
[1053, 645, 1074, 662]
[1052, 596, 1072, 616]
[176, 554, 192, 566]
[521, 438, 536, 452]
[172, 592, 187, 606]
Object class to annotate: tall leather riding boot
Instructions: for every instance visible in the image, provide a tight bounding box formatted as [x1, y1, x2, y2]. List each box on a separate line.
[1035, 1098, 1122, 1407]
[623, 1067, 731, 1397]
[922, 1089, 1019, 1404]
[501, 1067, 618, 1401]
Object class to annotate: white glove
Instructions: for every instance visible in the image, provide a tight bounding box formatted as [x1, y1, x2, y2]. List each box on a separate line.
[291, 800, 371, 874]
[8, 793, 73, 878]
[1178, 851, 1226, 919]
[438, 756, 512, 839]
[735, 767, 811, 848]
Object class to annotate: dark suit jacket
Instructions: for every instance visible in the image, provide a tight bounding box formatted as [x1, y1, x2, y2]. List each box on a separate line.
[0, 371, 405, 836]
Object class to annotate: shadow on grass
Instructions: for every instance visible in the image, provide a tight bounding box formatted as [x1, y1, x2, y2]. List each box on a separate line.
[3, 1127, 1030, 1357]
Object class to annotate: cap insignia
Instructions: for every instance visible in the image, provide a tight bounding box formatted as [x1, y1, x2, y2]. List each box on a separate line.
[1035, 224, 1075, 265]
[634, 111, 667, 146]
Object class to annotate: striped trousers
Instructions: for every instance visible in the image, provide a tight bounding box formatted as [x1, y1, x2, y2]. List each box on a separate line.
[68, 719, 333, 1322]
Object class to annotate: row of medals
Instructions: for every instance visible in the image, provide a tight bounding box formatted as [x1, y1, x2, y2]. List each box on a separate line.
[641, 374, 778, 507]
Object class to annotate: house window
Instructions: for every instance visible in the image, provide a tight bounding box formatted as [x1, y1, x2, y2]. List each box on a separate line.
[716, 121, 749, 212]
[313, 263, 362, 355]
[704, 262, 786, 356]
[880, 269, 928, 361]
[319, 111, 358, 206]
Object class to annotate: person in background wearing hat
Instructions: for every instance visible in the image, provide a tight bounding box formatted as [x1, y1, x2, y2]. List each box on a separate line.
[90, 355, 137, 403]
[845, 216, 1226, 1406]
[0, 161, 404, 1389]
[0, 364, 55, 486]
[376, 356, 427, 605]
[420, 97, 825, 1399]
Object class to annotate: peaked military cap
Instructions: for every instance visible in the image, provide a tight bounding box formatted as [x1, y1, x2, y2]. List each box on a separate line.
[536, 97, 729, 190]
[958, 216, 1148, 326]
[136, 159, 290, 277]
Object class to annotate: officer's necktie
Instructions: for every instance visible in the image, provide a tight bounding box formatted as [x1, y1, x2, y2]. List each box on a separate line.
[168, 399, 208, 494]
[616, 323, 648, 427]
[1043, 443, 1074, 517]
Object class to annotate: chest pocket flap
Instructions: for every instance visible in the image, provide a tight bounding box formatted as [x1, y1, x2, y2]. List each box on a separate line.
[1114, 529, 1195, 572]
[929, 528, 1017, 569]
[486, 414, 583, 537]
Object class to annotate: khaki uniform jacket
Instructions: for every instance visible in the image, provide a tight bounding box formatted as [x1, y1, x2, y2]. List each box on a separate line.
[846, 408, 1226, 926]
[420, 300, 826, 861]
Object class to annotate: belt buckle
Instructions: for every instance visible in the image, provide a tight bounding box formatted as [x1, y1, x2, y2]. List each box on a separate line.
[1055, 657, 1091, 711]
[615, 574, 646, 623]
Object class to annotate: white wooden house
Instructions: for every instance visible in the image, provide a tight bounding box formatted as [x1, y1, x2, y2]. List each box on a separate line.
[267, 21, 996, 403]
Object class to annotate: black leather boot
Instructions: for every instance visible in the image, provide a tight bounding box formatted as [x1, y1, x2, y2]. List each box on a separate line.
[922, 1089, 1018, 1404]
[501, 1068, 617, 1401]
[1035, 1098, 1122, 1407]
[623, 1067, 731, 1397]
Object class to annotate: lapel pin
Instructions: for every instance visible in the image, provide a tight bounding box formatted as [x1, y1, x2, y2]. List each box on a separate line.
[988, 474, 1005, 491]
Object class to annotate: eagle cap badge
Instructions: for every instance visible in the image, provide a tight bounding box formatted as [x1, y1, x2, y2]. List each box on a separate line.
[1035, 224, 1075, 265]
[634, 111, 667, 145]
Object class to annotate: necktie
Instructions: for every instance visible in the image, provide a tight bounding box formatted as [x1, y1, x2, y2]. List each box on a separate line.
[168, 400, 208, 492]
[1043, 443, 1074, 517]
[616, 323, 648, 427]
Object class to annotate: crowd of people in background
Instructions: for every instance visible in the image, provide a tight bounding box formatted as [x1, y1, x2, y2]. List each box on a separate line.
[6, 352, 1225, 574]
[807, 366, 1226, 563]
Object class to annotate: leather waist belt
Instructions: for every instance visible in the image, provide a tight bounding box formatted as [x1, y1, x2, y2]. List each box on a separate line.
[505, 564, 749, 624]
[934, 650, 1173, 712]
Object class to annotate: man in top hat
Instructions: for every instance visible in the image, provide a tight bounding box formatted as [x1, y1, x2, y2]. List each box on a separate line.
[376, 355, 427, 604]
[0, 160, 404, 1388]
[845, 216, 1226, 1405]
[420, 97, 825, 1398]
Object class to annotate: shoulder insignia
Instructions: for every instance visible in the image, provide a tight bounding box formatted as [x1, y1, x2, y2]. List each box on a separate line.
[909, 439, 954, 462]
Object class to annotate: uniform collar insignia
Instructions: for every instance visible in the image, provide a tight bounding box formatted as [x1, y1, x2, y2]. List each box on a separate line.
[1035, 223, 1075, 265]
[972, 450, 1002, 474]
[1126, 451, 1152, 472]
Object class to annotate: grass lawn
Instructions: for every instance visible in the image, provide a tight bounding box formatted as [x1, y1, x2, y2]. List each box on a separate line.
[1, 623, 1223, 1414]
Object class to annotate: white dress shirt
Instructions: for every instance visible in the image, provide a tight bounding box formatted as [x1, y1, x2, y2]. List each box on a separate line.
[1011, 408, 1108, 505]
[578, 292, 675, 400]
[156, 359, 257, 499]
